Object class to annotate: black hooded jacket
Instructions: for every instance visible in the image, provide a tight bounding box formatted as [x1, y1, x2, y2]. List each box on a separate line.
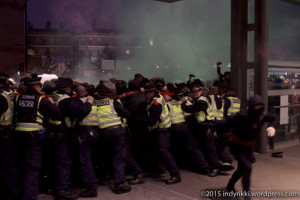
[220, 95, 279, 143]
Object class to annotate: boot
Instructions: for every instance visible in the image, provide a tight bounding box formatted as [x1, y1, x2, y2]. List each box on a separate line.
[53, 189, 79, 200]
[114, 183, 131, 194]
[165, 175, 181, 185]
[128, 173, 145, 185]
[79, 187, 97, 198]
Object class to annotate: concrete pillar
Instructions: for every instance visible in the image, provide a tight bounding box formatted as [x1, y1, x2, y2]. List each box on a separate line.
[254, 0, 269, 153]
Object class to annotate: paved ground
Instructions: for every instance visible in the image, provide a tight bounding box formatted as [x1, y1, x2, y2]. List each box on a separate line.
[39, 139, 300, 200]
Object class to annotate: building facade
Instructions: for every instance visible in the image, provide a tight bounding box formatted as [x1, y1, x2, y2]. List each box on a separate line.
[28, 22, 140, 83]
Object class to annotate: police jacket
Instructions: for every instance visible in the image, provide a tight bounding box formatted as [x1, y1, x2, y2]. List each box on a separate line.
[15, 89, 63, 132]
[223, 96, 240, 119]
[146, 93, 171, 130]
[65, 97, 93, 128]
[166, 100, 185, 125]
[181, 95, 212, 124]
[0, 86, 14, 126]
[96, 98, 128, 129]
[48, 91, 70, 128]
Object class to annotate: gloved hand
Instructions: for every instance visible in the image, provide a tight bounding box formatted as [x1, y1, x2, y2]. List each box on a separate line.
[87, 95, 94, 104]
[267, 127, 276, 137]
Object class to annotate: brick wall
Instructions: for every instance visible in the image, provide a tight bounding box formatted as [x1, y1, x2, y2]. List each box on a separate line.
[0, 0, 25, 76]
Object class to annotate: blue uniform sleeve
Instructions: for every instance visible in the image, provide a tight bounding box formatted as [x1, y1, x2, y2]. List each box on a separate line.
[146, 104, 162, 127]
[113, 100, 131, 118]
[181, 99, 208, 113]
[39, 97, 63, 121]
[66, 98, 92, 120]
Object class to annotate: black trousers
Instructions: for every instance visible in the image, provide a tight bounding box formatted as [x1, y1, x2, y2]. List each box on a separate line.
[54, 132, 73, 190]
[171, 123, 210, 171]
[0, 128, 21, 199]
[192, 124, 220, 169]
[228, 141, 252, 192]
[15, 132, 43, 200]
[124, 127, 142, 176]
[149, 129, 180, 177]
[99, 125, 127, 184]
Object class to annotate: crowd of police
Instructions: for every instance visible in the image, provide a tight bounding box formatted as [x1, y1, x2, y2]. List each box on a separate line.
[0, 67, 279, 200]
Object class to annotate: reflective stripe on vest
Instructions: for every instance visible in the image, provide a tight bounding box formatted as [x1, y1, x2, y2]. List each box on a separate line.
[0, 90, 14, 126]
[49, 93, 70, 125]
[97, 98, 122, 129]
[15, 96, 44, 132]
[147, 94, 171, 130]
[117, 99, 128, 128]
[195, 96, 213, 123]
[167, 100, 185, 124]
[183, 99, 193, 117]
[78, 97, 99, 126]
[227, 96, 241, 116]
[209, 95, 224, 121]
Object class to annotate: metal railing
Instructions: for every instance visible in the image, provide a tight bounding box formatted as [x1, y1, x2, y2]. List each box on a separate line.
[269, 104, 300, 150]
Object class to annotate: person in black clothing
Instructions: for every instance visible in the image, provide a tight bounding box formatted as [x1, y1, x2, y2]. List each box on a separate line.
[220, 95, 278, 195]
[14, 74, 63, 200]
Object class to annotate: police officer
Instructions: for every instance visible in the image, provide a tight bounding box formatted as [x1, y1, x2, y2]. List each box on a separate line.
[209, 92, 234, 171]
[144, 84, 181, 184]
[167, 90, 212, 175]
[220, 95, 278, 194]
[181, 85, 220, 177]
[96, 84, 131, 194]
[66, 84, 98, 198]
[14, 74, 62, 200]
[0, 72, 21, 199]
[48, 78, 78, 200]
[217, 88, 241, 168]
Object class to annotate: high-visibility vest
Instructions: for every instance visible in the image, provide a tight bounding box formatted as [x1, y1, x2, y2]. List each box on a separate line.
[167, 100, 185, 124]
[183, 97, 193, 117]
[78, 97, 99, 126]
[195, 96, 213, 123]
[97, 98, 122, 129]
[147, 94, 171, 130]
[227, 96, 241, 117]
[209, 95, 224, 121]
[49, 92, 70, 126]
[116, 99, 128, 128]
[15, 95, 44, 132]
[0, 90, 14, 126]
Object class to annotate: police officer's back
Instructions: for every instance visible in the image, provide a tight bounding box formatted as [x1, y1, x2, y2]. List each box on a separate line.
[14, 75, 62, 200]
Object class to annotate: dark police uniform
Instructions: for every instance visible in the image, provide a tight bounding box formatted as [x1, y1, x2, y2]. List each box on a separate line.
[67, 96, 98, 197]
[0, 72, 21, 199]
[96, 85, 131, 194]
[146, 92, 181, 184]
[47, 78, 78, 200]
[181, 93, 220, 176]
[166, 98, 211, 174]
[14, 76, 62, 200]
[220, 95, 279, 193]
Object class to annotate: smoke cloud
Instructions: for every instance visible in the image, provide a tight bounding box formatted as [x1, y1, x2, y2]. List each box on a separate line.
[28, 0, 300, 83]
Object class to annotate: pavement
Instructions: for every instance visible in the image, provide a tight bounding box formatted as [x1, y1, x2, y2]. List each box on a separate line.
[39, 139, 300, 200]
